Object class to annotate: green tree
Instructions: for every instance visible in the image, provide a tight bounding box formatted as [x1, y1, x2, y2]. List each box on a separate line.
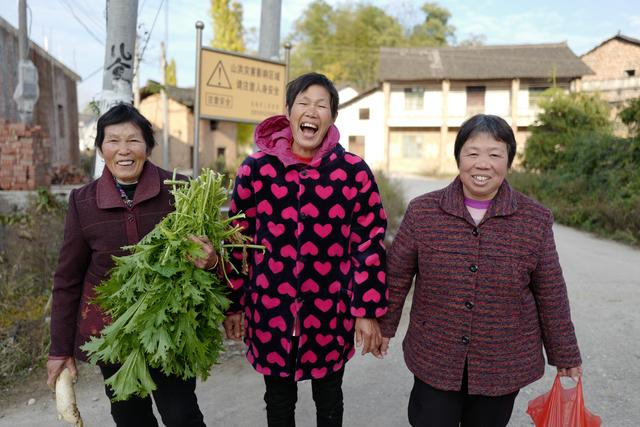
[165, 58, 177, 86]
[209, 0, 245, 52]
[209, 0, 253, 149]
[523, 88, 611, 172]
[287, 1, 456, 89]
[288, 1, 406, 89]
[288, 1, 339, 81]
[409, 3, 455, 47]
[619, 97, 640, 138]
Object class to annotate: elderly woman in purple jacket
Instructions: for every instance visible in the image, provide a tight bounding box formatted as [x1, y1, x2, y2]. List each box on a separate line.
[222, 73, 389, 426]
[46, 104, 214, 427]
[378, 114, 582, 427]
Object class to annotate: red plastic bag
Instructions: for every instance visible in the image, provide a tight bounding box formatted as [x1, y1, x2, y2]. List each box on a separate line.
[527, 375, 602, 427]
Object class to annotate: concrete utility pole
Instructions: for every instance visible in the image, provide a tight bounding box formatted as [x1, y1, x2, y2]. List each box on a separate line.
[160, 41, 170, 169]
[93, 0, 139, 178]
[13, 0, 39, 124]
[258, 0, 282, 60]
[132, 37, 141, 107]
[193, 21, 204, 178]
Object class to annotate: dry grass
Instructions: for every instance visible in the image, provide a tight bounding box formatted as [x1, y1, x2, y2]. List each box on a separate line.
[0, 189, 66, 388]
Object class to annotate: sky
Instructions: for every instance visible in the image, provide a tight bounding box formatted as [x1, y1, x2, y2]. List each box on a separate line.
[2, 0, 640, 109]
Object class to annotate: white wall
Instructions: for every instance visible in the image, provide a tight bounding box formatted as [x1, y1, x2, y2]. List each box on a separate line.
[338, 87, 359, 104]
[485, 89, 510, 116]
[336, 91, 386, 170]
[447, 89, 466, 118]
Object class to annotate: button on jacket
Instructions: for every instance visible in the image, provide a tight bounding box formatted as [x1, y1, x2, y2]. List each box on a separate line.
[49, 162, 179, 361]
[379, 177, 581, 396]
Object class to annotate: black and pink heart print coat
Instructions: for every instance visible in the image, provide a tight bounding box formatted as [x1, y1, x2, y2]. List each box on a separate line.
[228, 115, 388, 381]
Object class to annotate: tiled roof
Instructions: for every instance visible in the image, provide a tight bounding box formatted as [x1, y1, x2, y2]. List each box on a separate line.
[581, 33, 640, 57]
[379, 43, 592, 81]
[140, 81, 195, 108]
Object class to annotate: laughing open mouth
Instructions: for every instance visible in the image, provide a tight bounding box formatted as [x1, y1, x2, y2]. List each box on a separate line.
[300, 122, 318, 137]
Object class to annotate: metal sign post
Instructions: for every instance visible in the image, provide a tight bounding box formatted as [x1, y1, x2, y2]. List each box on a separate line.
[283, 42, 292, 112]
[193, 21, 204, 178]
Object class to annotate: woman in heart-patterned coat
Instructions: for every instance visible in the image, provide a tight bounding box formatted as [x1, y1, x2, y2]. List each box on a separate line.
[224, 73, 388, 426]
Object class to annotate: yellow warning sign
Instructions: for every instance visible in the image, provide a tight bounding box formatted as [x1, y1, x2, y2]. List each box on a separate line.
[199, 47, 286, 123]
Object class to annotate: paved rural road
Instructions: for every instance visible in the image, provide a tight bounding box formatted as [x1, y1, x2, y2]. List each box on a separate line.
[1, 175, 638, 426]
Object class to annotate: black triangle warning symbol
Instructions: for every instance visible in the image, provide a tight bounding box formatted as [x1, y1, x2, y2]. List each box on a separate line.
[207, 60, 232, 89]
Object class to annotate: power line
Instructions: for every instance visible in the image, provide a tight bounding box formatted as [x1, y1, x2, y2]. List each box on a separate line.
[136, 0, 165, 76]
[56, 0, 104, 45]
[81, 65, 103, 81]
[66, 0, 106, 35]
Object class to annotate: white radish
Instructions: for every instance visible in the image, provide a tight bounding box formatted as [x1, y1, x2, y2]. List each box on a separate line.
[55, 368, 83, 427]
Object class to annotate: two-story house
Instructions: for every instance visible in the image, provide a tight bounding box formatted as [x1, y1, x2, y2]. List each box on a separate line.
[336, 43, 592, 175]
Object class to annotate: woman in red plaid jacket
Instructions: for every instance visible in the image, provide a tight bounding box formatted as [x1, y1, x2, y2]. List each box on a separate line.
[378, 114, 582, 427]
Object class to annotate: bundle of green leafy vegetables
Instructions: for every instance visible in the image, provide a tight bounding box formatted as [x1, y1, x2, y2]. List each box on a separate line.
[81, 169, 259, 401]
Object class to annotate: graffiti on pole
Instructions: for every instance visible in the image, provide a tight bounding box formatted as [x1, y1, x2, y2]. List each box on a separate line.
[106, 42, 133, 83]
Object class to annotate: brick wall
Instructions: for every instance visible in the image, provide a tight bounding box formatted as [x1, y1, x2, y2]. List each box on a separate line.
[582, 39, 640, 81]
[0, 17, 80, 168]
[0, 122, 51, 190]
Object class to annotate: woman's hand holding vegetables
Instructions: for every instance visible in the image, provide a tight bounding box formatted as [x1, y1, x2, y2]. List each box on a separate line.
[223, 313, 244, 340]
[188, 235, 219, 271]
[46, 357, 77, 391]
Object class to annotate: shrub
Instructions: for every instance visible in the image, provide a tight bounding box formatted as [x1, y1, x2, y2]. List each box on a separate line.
[511, 132, 640, 245]
[619, 97, 640, 138]
[516, 89, 640, 245]
[523, 88, 611, 172]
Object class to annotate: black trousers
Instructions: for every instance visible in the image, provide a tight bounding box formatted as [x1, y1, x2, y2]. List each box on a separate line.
[100, 365, 206, 427]
[408, 365, 518, 427]
[263, 337, 345, 427]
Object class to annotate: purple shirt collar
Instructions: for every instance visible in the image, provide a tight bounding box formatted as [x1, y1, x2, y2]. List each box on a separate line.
[464, 197, 492, 209]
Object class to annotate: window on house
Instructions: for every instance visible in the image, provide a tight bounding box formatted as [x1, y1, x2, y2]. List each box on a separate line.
[57, 104, 65, 138]
[528, 86, 549, 108]
[359, 108, 370, 120]
[210, 120, 218, 131]
[466, 86, 485, 115]
[402, 134, 423, 158]
[625, 69, 636, 77]
[214, 147, 226, 171]
[404, 87, 424, 110]
[348, 135, 365, 157]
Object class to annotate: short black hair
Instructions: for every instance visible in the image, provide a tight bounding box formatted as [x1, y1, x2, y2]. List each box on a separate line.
[286, 72, 339, 119]
[454, 114, 517, 168]
[95, 103, 156, 153]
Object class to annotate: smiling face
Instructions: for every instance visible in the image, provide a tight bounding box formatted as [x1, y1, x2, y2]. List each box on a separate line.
[100, 121, 148, 184]
[458, 132, 509, 201]
[286, 84, 335, 158]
